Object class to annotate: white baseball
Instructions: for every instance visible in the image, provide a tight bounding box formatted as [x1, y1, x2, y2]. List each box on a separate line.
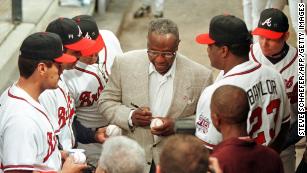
[150, 118, 164, 128]
[72, 152, 86, 164]
[106, 125, 122, 136]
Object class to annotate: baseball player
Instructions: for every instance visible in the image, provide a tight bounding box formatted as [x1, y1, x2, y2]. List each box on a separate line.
[250, 8, 299, 173]
[0, 32, 85, 173]
[60, 15, 123, 166]
[39, 70, 76, 151]
[45, 17, 112, 154]
[195, 15, 290, 154]
[40, 17, 98, 151]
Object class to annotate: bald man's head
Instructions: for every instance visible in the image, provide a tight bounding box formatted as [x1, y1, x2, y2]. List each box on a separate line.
[210, 85, 250, 125]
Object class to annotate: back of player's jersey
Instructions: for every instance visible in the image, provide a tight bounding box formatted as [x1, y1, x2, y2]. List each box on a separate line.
[220, 65, 290, 145]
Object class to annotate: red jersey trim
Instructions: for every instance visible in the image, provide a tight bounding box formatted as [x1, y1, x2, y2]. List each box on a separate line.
[56, 86, 68, 133]
[75, 66, 103, 87]
[7, 87, 56, 163]
[250, 44, 259, 63]
[224, 64, 262, 78]
[251, 44, 298, 74]
[3, 165, 34, 169]
[279, 49, 298, 74]
[58, 86, 67, 103]
[2, 164, 56, 172]
[8, 88, 54, 130]
[101, 37, 109, 76]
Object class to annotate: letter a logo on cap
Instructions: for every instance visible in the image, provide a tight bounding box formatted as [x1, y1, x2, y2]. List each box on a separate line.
[77, 26, 82, 37]
[261, 17, 272, 27]
[85, 32, 91, 39]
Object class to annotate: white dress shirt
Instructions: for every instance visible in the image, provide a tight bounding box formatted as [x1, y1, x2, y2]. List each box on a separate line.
[148, 59, 176, 118]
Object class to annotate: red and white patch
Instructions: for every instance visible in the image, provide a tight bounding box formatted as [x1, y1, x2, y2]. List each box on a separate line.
[196, 114, 210, 134]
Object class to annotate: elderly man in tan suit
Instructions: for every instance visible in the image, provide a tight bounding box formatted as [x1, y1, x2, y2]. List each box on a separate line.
[98, 18, 213, 173]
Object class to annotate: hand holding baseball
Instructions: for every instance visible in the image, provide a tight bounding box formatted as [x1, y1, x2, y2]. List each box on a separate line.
[151, 117, 175, 136]
[150, 118, 164, 128]
[72, 152, 86, 164]
[95, 127, 107, 143]
[106, 125, 122, 136]
[62, 156, 87, 173]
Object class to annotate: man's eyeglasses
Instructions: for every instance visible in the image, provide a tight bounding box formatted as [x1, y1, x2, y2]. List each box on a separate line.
[147, 50, 176, 59]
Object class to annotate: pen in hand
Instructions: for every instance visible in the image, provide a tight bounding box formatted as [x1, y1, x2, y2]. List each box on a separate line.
[131, 102, 150, 112]
[130, 102, 140, 109]
[130, 102, 152, 127]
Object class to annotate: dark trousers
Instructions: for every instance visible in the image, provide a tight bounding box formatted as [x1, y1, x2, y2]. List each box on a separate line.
[149, 160, 156, 173]
[296, 159, 307, 173]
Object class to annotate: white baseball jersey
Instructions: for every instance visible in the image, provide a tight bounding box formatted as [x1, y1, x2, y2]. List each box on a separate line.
[63, 30, 123, 128]
[62, 30, 123, 165]
[98, 30, 123, 76]
[195, 61, 290, 149]
[250, 42, 298, 122]
[0, 84, 61, 172]
[39, 76, 76, 150]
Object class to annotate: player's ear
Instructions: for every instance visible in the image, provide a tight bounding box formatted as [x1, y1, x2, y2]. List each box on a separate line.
[283, 32, 290, 42]
[220, 45, 229, 58]
[211, 111, 220, 130]
[37, 62, 49, 75]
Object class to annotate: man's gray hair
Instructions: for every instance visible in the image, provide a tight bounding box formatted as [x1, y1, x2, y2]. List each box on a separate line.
[148, 18, 179, 41]
[98, 136, 146, 173]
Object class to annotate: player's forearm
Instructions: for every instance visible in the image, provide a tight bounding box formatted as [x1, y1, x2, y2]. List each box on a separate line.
[269, 121, 290, 153]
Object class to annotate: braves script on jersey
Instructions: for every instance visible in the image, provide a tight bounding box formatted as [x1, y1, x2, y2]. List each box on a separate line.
[195, 61, 290, 149]
[250, 43, 298, 121]
[0, 84, 61, 172]
[39, 77, 76, 150]
[63, 60, 108, 128]
[63, 30, 123, 128]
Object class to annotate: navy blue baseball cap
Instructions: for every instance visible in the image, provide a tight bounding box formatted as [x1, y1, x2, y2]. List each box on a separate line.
[73, 15, 105, 56]
[196, 14, 251, 45]
[46, 17, 95, 51]
[20, 32, 77, 63]
[252, 8, 289, 39]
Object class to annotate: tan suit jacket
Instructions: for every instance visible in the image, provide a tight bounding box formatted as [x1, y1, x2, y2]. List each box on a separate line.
[98, 49, 212, 172]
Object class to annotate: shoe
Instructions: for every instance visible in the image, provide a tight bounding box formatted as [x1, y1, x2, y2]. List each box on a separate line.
[154, 12, 163, 18]
[133, 6, 151, 18]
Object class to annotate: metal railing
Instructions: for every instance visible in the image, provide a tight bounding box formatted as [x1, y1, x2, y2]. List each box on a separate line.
[0, 0, 22, 23]
[12, 0, 22, 23]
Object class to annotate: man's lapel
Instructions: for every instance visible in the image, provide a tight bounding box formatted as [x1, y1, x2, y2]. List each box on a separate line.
[167, 56, 191, 118]
[131, 53, 150, 107]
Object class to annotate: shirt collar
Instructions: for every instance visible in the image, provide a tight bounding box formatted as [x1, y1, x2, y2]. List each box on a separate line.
[149, 58, 177, 78]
